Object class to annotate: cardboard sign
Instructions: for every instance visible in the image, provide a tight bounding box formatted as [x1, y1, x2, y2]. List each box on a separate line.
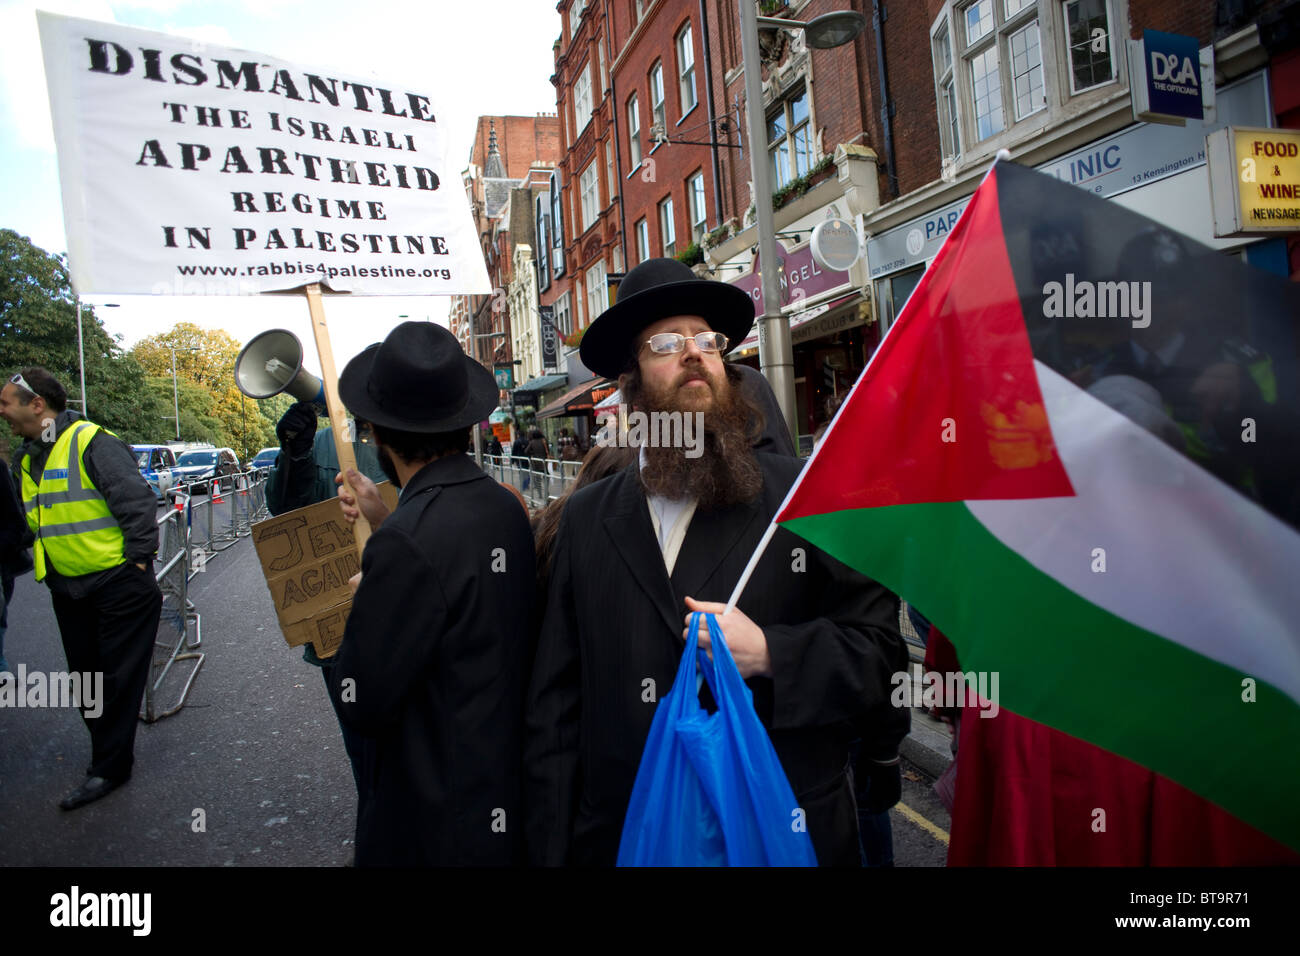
[252, 481, 398, 657]
[38, 12, 490, 296]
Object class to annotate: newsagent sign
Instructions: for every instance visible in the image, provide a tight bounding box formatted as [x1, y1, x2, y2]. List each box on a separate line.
[37, 12, 490, 296]
[1207, 126, 1300, 236]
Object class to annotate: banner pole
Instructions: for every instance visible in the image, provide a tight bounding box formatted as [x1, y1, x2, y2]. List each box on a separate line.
[303, 282, 371, 551]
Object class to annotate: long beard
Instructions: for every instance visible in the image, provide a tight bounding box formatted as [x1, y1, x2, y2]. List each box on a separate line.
[635, 368, 763, 511]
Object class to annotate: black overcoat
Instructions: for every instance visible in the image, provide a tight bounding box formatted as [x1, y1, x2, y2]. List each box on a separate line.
[524, 453, 906, 866]
[328, 453, 535, 865]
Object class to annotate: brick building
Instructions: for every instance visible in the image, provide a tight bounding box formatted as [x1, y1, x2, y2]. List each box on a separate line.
[449, 114, 559, 441]
[535, 0, 1298, 447]
[861, 0, 1300, 337]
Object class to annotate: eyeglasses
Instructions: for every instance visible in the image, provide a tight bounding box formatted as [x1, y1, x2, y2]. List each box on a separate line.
[8, 372, 36, 397]
[643, 331, 730, 355]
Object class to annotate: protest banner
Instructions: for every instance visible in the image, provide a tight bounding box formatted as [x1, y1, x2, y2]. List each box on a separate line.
[37, 12, 490, 297]
[251, 482, 399, 658]
[39, 12, 493, 547]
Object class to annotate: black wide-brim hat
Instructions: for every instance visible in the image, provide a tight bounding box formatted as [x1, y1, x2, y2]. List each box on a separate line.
[339, 321, 498, 433]
[579, 258, 755, 380]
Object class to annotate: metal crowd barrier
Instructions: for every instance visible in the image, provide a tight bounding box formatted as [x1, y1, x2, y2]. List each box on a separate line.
[142, 468, 269, 721]
[143, 499, 203, 722]
[171, 468, 270, 559]
[480, 454, 581, 511]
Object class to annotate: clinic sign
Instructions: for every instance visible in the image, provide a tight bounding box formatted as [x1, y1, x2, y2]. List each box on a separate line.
[867, 72, 1269, 278]
[38, 12, 489, 295]
[1208, 127, 1300, 235]
[1129, 30, 1204, 125]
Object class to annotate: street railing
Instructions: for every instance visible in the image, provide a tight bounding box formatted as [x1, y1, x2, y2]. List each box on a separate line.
[143, 500, 203, 722]
[481, 454, 581, 511]
[171, 468, 270, 559]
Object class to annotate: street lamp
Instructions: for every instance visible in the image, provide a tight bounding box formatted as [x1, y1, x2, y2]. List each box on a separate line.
[165, 346, 200, 441]
[72, 298, 117, 417]
[739, 3, 866, 445]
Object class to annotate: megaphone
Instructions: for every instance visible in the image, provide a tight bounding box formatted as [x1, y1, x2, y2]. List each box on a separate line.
[234, 329, 326, 411]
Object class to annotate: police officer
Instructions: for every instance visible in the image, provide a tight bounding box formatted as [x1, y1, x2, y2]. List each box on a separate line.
[0, 367, 162, 810]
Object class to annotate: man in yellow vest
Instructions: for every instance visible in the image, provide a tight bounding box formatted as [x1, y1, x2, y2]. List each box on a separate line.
[0, 367, 162, 810]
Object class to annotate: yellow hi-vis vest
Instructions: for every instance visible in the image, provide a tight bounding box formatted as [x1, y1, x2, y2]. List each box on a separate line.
[19, 421, 126, 582]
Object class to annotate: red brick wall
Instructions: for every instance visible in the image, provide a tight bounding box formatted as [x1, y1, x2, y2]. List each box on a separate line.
[467, 115, 561, 177]
[704, 0, 879, 227]
[613, 0, 718, 261]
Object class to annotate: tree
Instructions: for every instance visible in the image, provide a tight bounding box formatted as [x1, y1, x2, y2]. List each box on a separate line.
[131, 322, 284, 460]
[131, 322, 242, 392]
[0, 229, 170, 456]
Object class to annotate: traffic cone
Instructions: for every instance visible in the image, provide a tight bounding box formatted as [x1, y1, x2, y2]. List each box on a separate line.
[212, 484, 225, 504]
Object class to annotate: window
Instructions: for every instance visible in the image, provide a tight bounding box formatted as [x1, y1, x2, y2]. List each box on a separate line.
[573, 63, 593, 135]
[635, 217, 649, 263]
[768, 90, 812, 189]
[970, 45, 1003, 140]
[677, 24, 697, 115]
[633, 0, 644, 22]
[536, 192, 551, 290]
[687, 171, 707, 243]
[1009, 21, 1044, 120]
[598, 37, 607, 94]
[549, 171, 565, 276]
[585, 260, 608, 324]
[1063, 0, 1115, 92]
[579, 161, 600, 233]
[568, 0, 586, 38]
[934, 23, 960, 156]
[605, 140, 616, 207]
[934, 0, 1045, 151]
[627, 93, 642, 170]
[659, 196, 676, 257]
[554, 291, 573, 338]
[650, 61, 666, 131]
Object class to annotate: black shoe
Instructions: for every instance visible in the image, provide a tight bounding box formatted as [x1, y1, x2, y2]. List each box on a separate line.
[59, 775, 126, 810]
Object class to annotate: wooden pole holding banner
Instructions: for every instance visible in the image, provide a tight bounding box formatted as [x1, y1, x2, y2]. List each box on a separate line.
[303, 282, 372, 551]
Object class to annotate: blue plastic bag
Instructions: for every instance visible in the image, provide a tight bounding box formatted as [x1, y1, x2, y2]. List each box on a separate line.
[617, 612, 818, 866]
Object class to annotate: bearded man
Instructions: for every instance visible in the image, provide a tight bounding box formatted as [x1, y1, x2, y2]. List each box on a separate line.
[524, 258, 906, 866]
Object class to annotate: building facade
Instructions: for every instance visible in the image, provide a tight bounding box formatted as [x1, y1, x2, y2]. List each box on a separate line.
[450, 114, 560, 440]
[535, 0, 1298, 448]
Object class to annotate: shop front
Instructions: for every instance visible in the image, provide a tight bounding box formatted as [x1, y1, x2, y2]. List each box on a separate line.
[867, 70, 1280, 332]
[728, 241, 878, 449]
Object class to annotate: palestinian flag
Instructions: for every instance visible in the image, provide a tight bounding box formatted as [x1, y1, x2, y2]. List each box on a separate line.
[778, 159, 1300, 859]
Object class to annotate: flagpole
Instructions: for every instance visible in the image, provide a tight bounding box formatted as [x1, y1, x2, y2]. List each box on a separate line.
[723, 149, 1013, 614]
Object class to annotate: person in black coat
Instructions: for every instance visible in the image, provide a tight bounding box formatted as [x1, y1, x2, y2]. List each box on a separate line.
[524, 259, 906, 866]
[326, 323, 535, 866]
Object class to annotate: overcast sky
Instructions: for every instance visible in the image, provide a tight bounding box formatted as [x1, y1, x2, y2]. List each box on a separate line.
[0, 0, 559, 365]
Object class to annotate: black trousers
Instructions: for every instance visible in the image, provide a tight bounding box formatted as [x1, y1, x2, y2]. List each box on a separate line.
[49, 563, 162, 782]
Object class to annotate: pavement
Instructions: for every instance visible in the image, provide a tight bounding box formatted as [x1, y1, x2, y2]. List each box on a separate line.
[0, 514, 358, 867]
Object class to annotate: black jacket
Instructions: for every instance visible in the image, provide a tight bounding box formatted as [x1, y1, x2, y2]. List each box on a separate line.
[327, 453, 536, 865]
[524, 453, 906, 866]
[13, 410, 158, 597]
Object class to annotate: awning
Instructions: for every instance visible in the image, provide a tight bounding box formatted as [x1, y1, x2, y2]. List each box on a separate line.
[537, 377, 615, 419]
[513, 373, 568, 405]
[730, 292, 863, 356]
[593, 387, 621, 415]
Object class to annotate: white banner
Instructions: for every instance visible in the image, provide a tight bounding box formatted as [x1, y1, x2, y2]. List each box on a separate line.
[38, 12, 491, 296]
